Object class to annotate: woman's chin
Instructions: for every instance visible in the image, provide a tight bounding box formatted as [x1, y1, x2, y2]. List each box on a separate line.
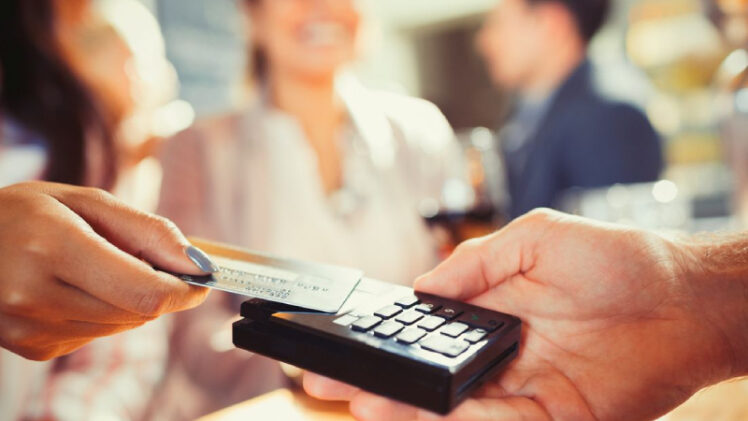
[290, 60, 349, 81]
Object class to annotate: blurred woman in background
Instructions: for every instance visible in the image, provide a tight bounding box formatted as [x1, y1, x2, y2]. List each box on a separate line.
[0, 0, 117, 189]
[154, 0, 464, 418]
[0, 1, 178, 419]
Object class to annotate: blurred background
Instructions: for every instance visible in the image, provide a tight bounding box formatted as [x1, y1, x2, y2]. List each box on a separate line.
[3, 0, 746, 420]
[147, 2, 748, 417]
[149, 1, 748, 419]
[133, 0, 748, 234]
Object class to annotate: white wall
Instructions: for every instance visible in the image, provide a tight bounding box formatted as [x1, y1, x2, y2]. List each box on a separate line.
[355, 0, 497, 96]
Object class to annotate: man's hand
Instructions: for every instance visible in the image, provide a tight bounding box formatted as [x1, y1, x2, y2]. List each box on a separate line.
[0, 181, 212, 360]
[304, 209, 745, 421]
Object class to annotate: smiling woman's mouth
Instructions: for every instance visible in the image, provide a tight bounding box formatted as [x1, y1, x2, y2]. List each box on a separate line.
[298, 21, 349, 47]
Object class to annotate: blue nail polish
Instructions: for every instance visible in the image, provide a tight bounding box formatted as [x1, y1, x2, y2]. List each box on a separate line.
[185, 246, 219, 273]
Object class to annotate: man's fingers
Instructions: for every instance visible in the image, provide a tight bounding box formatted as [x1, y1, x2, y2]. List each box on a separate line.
[303, 373, 360, 401]
[350, 392, 418, 421]
[413, 238, 491, 300]
[413, 231, 519, 300]
[346, 393, 551, 421]
[415, 396, 552, 421]
[46, 183, 214, 275]
[414, 209, 560, 300]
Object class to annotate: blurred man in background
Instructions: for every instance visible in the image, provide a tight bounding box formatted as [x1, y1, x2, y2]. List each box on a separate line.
[477, 0, 664, 219]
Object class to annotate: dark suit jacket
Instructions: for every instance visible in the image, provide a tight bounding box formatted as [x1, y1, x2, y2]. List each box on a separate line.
[501, 61, 664, 219]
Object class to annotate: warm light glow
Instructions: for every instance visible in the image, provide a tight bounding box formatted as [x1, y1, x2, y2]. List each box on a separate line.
[722, 49, 748, 77]
[605, 184, 631, 208]
[735, 88, 748, 113]
[652, 180, 679, 203]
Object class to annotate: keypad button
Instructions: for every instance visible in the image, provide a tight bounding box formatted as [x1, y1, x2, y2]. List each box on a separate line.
[394, 295, 419, 308]
[373, 321, 405, 338]
[440, 322, 469, 338]
[434, 307, 463, 320]
[462, 328, 487, 343]
[395, 311, 424, 325]
[420, 335, 470, 358]
[374, 305, 402, 319]
[459, 312, 505, 332]
[396, 327, 427, 344]
[333, 314, 359, 326]
[414, 302, 442, 314]
[418, 315, 446, 331]
[351, 316, 382, 332]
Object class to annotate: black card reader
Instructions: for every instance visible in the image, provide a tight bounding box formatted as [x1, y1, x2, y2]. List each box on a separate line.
[232, 277, 521, 414]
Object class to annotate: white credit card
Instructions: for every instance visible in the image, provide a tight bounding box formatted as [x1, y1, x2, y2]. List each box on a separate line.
[171, 239, 362, 313]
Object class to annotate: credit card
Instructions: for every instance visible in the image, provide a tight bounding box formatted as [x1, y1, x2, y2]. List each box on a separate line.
[170, 238, 362, 313]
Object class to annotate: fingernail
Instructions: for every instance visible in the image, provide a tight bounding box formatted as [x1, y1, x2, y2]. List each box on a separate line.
[185, 245, 219, 273]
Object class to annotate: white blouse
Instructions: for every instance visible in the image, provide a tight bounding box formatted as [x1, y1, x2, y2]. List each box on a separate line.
[159, 76, 465, 285]
[257, 109, 434, 283]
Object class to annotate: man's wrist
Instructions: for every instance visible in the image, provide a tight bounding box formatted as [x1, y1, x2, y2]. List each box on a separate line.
[677, 235, 748, 381]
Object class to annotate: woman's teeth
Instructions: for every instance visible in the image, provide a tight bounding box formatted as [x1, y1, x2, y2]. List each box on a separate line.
[299, 22, 347, 47]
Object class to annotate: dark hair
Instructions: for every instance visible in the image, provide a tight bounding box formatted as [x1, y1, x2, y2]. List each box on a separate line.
[0, 0, 117, 188]
[527, 0, 610, 42]
[251, 38, 269, 82]
[244, 0, 268, 81]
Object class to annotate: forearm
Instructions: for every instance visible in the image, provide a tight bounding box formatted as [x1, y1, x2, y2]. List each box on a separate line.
[679, 233, 748, 380]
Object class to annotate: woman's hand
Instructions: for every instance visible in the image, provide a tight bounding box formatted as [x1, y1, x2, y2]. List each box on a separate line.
[0, 181, 212, 360]
[304, 209, 744, 421]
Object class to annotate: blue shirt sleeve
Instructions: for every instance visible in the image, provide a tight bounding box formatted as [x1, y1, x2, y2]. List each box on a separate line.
[561, 103, 664, 189]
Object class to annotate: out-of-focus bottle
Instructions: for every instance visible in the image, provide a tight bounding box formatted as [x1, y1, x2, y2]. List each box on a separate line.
[419, 127, 508, 252]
